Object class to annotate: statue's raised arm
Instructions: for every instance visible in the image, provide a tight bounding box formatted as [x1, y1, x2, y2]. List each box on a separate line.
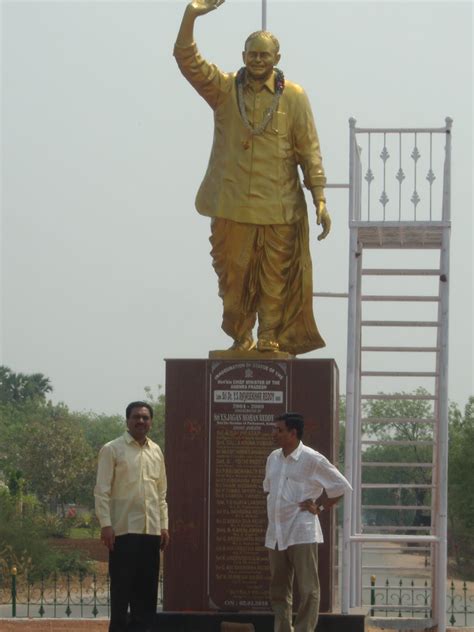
[176, 0, 226, 47]
[174, 3, 330, 356]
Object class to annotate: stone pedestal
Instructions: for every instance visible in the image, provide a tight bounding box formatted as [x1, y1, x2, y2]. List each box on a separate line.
[163, 358, 339, 613]
[154, 611, 367, 632]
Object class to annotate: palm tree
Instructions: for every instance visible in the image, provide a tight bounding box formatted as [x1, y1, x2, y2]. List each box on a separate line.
[0, 366, 53, 404]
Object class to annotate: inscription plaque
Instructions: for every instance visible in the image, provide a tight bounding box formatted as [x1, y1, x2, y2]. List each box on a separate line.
[208, 361, 288, 609]
[164, 358, 338, 613]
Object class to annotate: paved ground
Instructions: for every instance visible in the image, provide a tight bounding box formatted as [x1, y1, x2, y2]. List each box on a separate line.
[0, 622, 378, 632]
[0, 621, 468, 631]
[0, 621, 108, 631]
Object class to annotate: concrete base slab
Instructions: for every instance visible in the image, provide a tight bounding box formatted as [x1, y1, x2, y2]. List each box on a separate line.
[369, 617, 435, 630]
[154, 611, 366, 632]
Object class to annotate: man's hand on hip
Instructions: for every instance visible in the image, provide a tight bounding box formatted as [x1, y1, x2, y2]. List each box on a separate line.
[101, 526, 115, 551]
[299, 499, 323, 515]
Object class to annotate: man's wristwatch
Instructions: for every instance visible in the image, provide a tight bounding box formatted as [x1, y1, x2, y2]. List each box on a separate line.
[317, 505, 325, 513]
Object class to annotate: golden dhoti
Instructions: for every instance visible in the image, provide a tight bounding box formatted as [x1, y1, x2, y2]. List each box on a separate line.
[209, 216, 325, 355]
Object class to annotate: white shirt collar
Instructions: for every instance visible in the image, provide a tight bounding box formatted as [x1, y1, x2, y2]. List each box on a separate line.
[281, 440, 304, 461]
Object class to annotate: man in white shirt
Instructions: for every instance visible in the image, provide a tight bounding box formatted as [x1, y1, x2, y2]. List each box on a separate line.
[95, 401, 170, 632]
[263, 412, 351, 632]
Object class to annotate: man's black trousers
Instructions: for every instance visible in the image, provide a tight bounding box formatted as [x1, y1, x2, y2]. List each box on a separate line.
[108, 533, 161, 632]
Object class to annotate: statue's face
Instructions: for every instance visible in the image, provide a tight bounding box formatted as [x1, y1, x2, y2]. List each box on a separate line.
[242, 36, 280, 82]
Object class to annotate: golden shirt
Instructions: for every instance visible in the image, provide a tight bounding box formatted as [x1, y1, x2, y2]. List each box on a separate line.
[94, 432, 168, 536]
[174, 42, 326, 226]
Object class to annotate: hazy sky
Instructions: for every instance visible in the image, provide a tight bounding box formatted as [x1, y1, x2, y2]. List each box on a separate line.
[2, 1, 472, 416]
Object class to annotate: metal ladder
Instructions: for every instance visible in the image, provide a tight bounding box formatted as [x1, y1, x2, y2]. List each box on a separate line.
[341, 118, 452, 631]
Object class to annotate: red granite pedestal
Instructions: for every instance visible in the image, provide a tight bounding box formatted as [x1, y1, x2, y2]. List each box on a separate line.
[163, 358, 340, 615]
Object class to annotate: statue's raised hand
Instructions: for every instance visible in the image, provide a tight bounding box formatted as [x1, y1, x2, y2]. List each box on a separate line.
[177, 0, 225, 45]
[189, 0, 225, 16]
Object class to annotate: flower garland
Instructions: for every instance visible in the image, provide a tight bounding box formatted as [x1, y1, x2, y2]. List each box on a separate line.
[236, 67, 285, 137]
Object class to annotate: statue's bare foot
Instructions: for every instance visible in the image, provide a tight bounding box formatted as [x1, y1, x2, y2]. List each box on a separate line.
[257, 338, 280, 352]
[229, 335, 256, 351]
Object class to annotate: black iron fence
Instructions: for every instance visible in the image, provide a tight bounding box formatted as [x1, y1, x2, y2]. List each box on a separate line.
[0, 568, 163, 619]
[368, 576, 474, 627]
[1, 570, 472, 626]
[447, 581, 474, 628]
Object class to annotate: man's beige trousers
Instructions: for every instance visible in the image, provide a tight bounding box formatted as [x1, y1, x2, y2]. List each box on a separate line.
[268, 542, 320, 632]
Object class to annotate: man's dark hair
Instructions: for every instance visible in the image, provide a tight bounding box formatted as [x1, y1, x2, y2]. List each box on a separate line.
[276, 412, 304, 439]
[125, 401, 153, 420]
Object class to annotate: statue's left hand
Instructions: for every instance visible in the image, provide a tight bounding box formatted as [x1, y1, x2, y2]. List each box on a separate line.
[316, 200, 331, 240]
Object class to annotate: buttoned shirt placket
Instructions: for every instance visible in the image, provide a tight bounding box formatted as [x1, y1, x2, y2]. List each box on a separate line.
[251, 87, 259, 196]
[131, 438, 147, 534]
[244, 80, 273, 200]
[140, 441, 147, 533]
[275, 452, 289, 550]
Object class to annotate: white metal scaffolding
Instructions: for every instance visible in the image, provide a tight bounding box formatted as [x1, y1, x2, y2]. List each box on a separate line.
[341, 118, 452, 631]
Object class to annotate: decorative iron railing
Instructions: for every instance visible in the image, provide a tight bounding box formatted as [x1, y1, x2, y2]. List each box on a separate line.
[0, 569, 163, 619]
[1, 569, 472, 626]
[349, 118, 452, 223]
[368, 576, 474, 627]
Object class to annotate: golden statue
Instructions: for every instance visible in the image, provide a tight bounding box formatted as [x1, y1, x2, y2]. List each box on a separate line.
[175, 0, 330, 355]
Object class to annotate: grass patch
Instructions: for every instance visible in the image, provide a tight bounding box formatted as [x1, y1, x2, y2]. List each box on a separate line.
[70, 527, 93, 539]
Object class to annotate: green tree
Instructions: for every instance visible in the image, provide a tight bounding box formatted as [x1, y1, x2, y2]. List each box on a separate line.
[354, 389, 474, 578]
[448, 396, 474, 576]
[144, 385, 165, 449]
[360, 388, 434, 528]
[74, 387, 165, 455]
[74, 412, 124, 454]
[0, 400, 70, 486]
[0, 366, 52, 404]
[0, 487, 90, 577]
[449, 396, 474, 527]
[17, 410, 95, 512]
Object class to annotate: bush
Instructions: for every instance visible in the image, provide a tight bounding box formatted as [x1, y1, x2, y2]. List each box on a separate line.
[0, 490, 93, 579]
[53, 549, 92, 575]
[448, 530, 474, 580]
[0, 490, 44, 572]
[75, 510, 99, 532]
[38, 512, 76, 538]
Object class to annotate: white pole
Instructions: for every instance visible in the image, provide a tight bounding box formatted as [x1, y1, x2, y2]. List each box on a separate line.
[262, 0, 267, 30]
[434, 117, 452, 632]
[342, 117, 358, 614]
[435, 227, 449, 632]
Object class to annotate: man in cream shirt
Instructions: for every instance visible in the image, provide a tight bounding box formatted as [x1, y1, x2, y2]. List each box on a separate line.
[264, 412, 351, 632]
[95, 401, 169, 632]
